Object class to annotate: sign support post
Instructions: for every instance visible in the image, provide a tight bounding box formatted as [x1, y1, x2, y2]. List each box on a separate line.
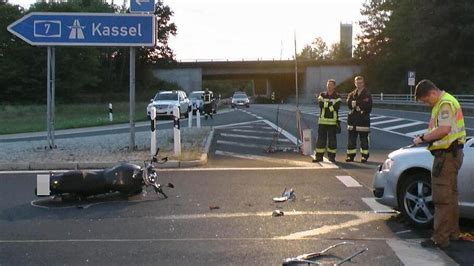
[129, 47, 136, 150]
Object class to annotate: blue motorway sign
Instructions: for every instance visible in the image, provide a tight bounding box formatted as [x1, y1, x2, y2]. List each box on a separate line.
[130, 0, 155, 13]
[7, 12, 155, 47]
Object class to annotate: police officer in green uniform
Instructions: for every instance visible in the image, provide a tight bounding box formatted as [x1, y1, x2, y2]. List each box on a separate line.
[313, 79, 341, 163]
[413, 79, 466, 248]
[346, 76, 372, 163]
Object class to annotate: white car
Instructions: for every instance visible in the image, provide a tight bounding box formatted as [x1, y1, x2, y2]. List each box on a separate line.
[373, 137, 474, 227]
[147, 90, 190, 118]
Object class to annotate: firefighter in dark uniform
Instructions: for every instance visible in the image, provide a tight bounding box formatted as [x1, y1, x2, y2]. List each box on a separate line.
[202, 88, 213, 119]
[346, 76, 372, 163]
[313, 79, 341, 163]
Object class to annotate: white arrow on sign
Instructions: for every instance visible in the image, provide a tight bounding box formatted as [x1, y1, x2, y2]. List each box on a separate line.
[136, 0, 150, 5]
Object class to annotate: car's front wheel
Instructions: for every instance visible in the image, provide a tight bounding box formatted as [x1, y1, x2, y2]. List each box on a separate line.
[398, 172, 434, 228]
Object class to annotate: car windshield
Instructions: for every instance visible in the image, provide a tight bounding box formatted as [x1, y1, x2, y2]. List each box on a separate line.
[155, 93, 178, 101]
[189, 92, 203, 100]
[233, 94, 248, 99]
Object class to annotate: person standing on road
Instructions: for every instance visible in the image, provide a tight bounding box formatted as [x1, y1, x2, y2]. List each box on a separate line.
[413, 79, 466, 248]
[313, 79, 341, 163]
[202, 88, 213, 120]
[346, 76, 372, 163]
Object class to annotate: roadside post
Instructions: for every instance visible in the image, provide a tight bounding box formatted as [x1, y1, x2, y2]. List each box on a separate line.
[173, 105, 181, 157]
[108, 103, 113, 122]
[196, 108, 201, 128]
[188, 108, 193, 128]
[408, 71, 416, 101]
[150, 106, 156, 155]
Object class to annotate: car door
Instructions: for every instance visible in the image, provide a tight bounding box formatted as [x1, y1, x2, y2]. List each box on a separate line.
[458, 139, 474, 206]
[179, 92, 188, 114]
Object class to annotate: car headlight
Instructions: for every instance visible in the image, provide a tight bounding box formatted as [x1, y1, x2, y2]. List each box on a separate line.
[381, 158, 394, 171]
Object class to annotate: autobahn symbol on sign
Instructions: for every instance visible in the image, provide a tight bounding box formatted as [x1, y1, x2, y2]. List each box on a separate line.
[7, 12, 155, 47]
[130, 0, 155, 13]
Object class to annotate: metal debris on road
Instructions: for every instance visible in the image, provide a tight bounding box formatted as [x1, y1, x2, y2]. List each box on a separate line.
[282, 241, 368, 265]
[209, 205, 220, 210]
[273, 187, 296, 202]
[272, 209, 284, 217]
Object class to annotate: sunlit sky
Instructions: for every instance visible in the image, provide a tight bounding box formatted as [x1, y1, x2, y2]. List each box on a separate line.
[11, 0, 366, 61]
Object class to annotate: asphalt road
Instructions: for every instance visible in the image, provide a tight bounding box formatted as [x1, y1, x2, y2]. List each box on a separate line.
[1, 104, 473, 265]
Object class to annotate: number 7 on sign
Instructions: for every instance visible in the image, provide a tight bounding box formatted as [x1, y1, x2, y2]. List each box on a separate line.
[34, 20, 61, 37]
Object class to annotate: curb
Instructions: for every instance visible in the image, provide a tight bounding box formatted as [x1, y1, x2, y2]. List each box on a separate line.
[0, 129, 215, 171]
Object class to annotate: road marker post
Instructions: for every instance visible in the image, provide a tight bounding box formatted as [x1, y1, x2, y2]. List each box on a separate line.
[173, 106, 181, 157]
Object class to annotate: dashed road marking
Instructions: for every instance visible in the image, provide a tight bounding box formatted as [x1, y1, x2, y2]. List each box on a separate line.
[336, 175, 362, 187]
[386, 239, 458, 266]
[230, 129, 274, 134]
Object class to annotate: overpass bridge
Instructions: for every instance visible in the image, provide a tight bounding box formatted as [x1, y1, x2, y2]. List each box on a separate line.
[153, 59, 361, 102]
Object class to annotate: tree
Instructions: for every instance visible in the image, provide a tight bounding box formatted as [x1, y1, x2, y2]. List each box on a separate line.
[327, 42, 352, 60]
[297, 36, 328, 60]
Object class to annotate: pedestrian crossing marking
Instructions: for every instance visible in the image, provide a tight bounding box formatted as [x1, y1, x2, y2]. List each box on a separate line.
[371, 118, 404, 125]
[405, 129, 427, 137]
[216, 140, 269, 149]
[382, 121, 424, 131]
[229, 129, 274, 134]
[220, 133, 291, 142]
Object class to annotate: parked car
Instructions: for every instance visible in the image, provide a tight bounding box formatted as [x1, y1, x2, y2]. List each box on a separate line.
[147, 90, 190, 118]
[231, 93, 250, 108]
[189, 90, 217, 114]
[372, 137, 474, 228]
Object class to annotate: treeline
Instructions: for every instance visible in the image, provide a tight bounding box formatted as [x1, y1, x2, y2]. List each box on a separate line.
[0, 0, 178, 104]
[355, 0, 474, 94]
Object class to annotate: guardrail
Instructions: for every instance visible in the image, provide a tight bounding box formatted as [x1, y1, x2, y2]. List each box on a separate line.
[338, 93, 474, 106]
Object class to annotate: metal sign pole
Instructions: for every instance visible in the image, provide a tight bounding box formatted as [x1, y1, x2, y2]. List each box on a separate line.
[46, 47, 51, 148]
[129, 47, 136, 150]
[51, 46, 56, 147]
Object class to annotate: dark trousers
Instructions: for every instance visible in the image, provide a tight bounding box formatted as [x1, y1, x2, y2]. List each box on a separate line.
[347, 130, 369, 159]
[203, 103, 212, 116]
[315, 124, 337, 160]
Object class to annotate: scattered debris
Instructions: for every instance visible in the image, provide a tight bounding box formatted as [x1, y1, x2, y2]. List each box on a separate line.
[272, 209, 284, 217]
[460, 232, 474, 242]
[273, 188, 296, 202]
[209, 205, 220, 210]
[282, 242, 368, 265]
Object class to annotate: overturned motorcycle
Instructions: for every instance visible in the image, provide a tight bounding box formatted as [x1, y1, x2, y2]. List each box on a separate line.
[35, 148, 174, 202]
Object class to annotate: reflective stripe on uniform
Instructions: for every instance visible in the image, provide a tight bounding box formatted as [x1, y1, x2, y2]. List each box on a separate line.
[327, 148, 337, 153]
[346, 149, 357, 155]
[347, 125, 370, 132]
[315, 148, 326, 153]
[360, 149, 369, 155]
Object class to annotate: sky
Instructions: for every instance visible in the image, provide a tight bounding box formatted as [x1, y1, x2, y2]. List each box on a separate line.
[11, 0, 367, 61]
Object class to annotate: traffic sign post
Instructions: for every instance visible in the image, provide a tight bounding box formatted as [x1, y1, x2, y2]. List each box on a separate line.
[130, 0, 155, 13]
[7, 12, 156, 150]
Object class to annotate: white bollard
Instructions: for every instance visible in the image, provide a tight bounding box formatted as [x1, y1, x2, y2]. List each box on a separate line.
[196, 109, 201, 128]
[108, 103, 113, 121]
[380, 92, 384, 101]
[302, 129, 312, 155]
[173, 105, 181, 157]
[188, 108, 193, 128]
[150, 106, 156, 155]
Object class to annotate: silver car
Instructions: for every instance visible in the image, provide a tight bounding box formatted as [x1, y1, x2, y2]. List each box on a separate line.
[373, 137, 474, 227]
[147, 90, 191, 118]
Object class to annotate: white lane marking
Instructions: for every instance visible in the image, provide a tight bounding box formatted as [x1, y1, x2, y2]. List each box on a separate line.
[220, 133, 291, 142]
[215, 150, 336, 168]
[262, 120, 298, 145]
[336, 175, 362, 187]
[386, 239, 458, 266]
[216, 140, 269, 149]
[361, 198, 395, 213]
[406, 129, 428, 137]
[382, 121, 424, 131]
[371, 118, 404, 125]
[255, 116, 263, 119]
[161, 166, 337, 171]
[275, 212, 391, 240]
[230, 129, 274, 134]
